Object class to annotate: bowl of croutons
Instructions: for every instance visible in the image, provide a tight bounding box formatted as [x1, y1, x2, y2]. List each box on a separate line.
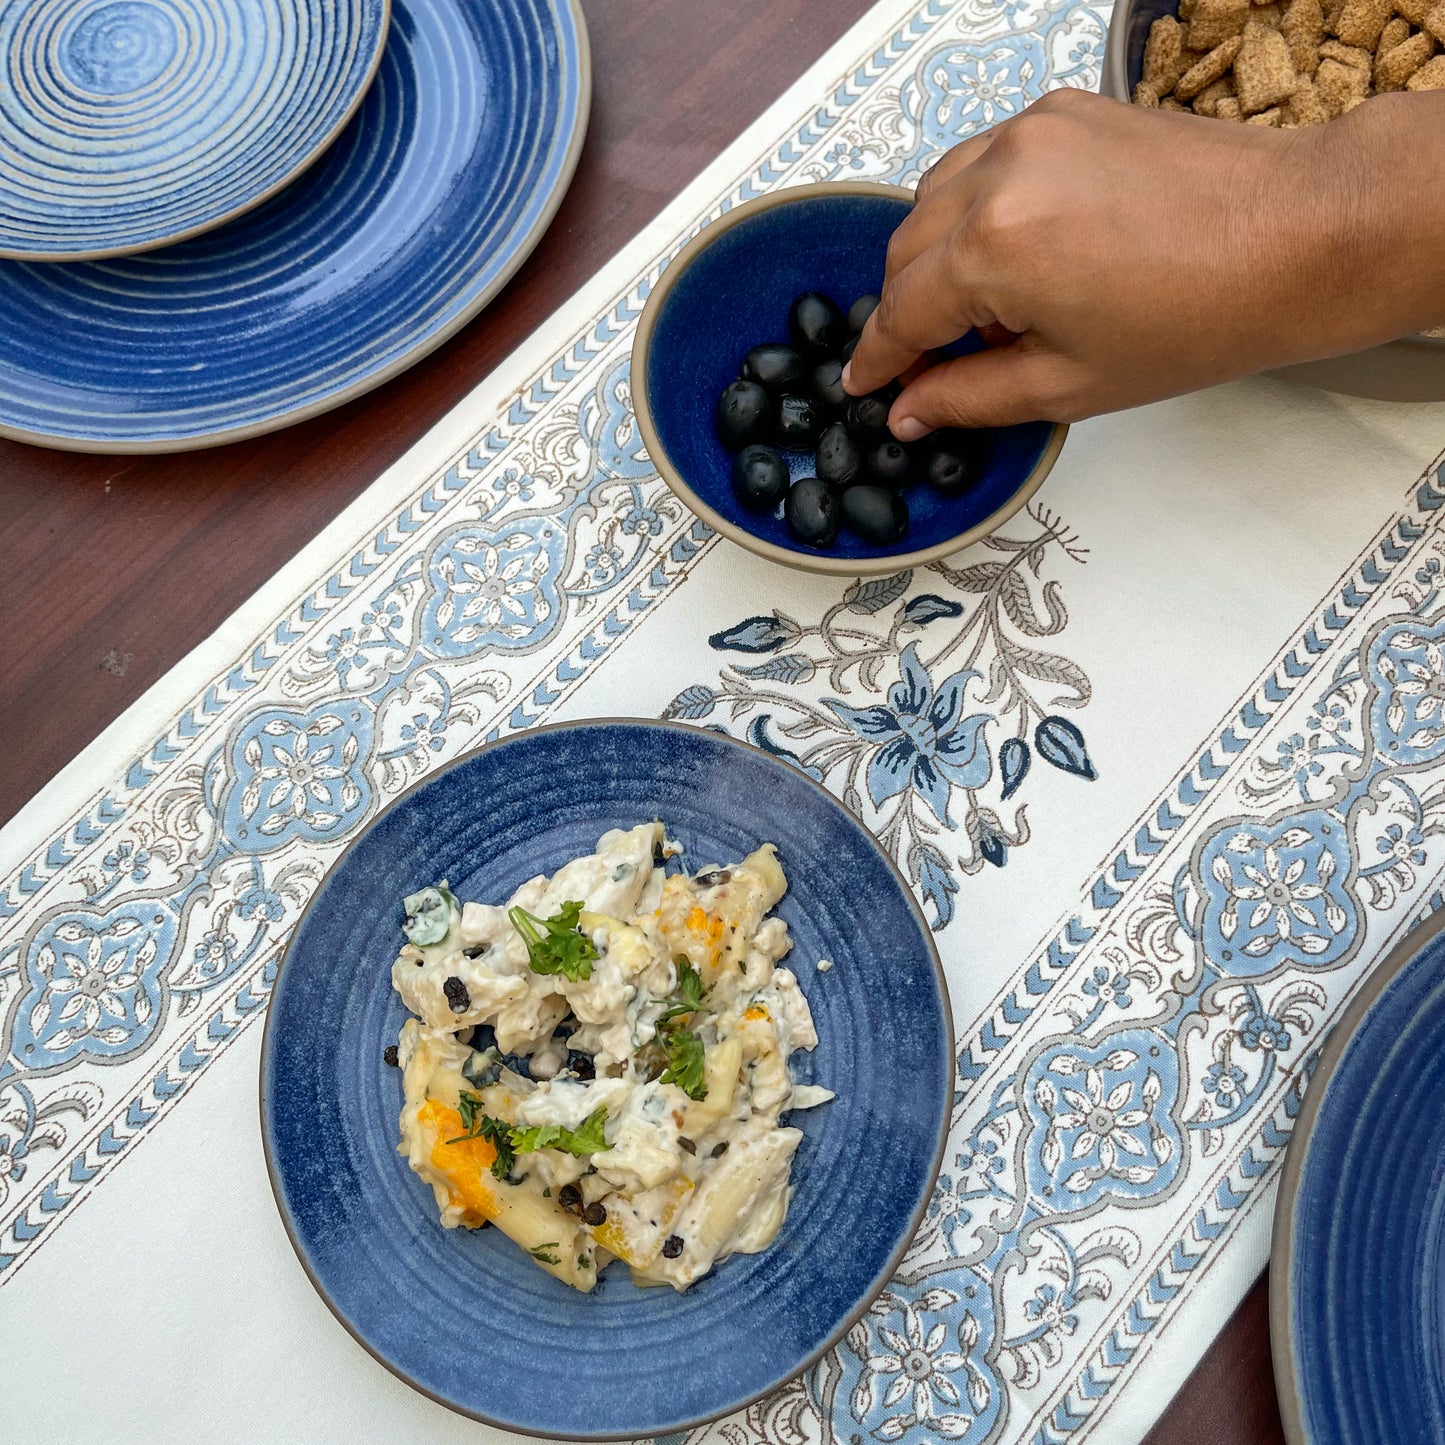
[1101, 0, 1445, 401]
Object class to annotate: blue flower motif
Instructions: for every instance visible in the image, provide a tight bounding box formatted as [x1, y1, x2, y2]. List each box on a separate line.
[1239, 1011, 1292, 1053]
[1082, 965, 1131, 1010]
[191, 930, 236, 982]
[1416, 557, 1441, 586]
[826, 644, 991, 824]
[620, 504, 662, 536]
[1307, 700, 1350, 737]
[491, 466, 534, 502]
[361, 599, 404, 634]
[1277, 733, 1323, 785]
[237, 884, 284, 923]
[1379, 822, 1426, 866]
[101, 840, 150, 883]
[399, 712, 447, 753]
[584, 543, 623, 581]
[925, 1172, 973, 1248]
[826, 139, 866, 170]
[1023, 1283, 1078, 1334]
[323, 627, 364, 684]
[1202, 1060, 1246, 1104]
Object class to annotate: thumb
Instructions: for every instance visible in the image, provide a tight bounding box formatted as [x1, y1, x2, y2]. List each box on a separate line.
[887, 342, 1076, 436]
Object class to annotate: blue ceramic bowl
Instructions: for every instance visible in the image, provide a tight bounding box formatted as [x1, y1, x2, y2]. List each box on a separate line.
[0, 0, 589, 452]
[631, 182, 1067, 576]
[1272, 909, 1445, 1444]
[0, 0, 391, 261]
[261, 720, 952, 1438]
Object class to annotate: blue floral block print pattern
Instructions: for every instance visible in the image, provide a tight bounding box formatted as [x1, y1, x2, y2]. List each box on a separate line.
[6, 0, 1445, 1440]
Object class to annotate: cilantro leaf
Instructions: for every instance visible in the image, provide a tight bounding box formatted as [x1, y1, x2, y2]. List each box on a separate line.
[445, 1093, 518, 1180]
[659, 1023, 707, 1100]
[511, 1107, 609, 1158]
[657, 956, 705, 1024]
[528, 1243, 562, 1265]
[509, 900, 598, 981]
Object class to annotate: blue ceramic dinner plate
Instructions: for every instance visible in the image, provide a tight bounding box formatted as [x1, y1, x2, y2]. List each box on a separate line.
[631, 183, 1067, 577]
[261, 720, 952, 1438]
[0, 0, 588, 452]
[1272, 908, 1445, 1444]
[0, 0, 390, 261]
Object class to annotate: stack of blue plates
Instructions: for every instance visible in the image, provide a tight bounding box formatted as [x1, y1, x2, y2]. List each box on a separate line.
[0, 0, 590, 452]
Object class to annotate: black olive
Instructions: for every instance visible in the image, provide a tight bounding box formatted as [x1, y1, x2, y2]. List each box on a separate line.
[784, 477, 840, 548]
[463, 943, 490, 958]
[694, 868, 732, 887]
[661, 1234, 685, 1258]
[558, 1183, 583, 1215]
[443, 976, 470, 1013]
[842, 485, 909, 546]
[731, 444, 789, 511]
[788, 291, 847, 357]
[567, 1049, 596, 1080]
[841, 334, 859, 363]
[810, 358, 848, 415]
[921, 431, 983, 494]
[711, 1141, 730, 1158]
[741, 342, 805, 393]
[816, 422, 862, 491]
[678, 1136, 697, 1155]
[775, 393, 823, 449]
[867, 440, 914, 489]
[715, 379, 773, 451]
[847, 293, 881, 333]
[846, 388, 897, 446]
[383, 1044, 399, 1067]
[582, 1201, 608, 1227]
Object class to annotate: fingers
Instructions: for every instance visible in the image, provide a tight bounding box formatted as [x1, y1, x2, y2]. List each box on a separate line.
[845, 241, 993, 397]
[886, 344, 1079, 434]
[882, 133, 997, 288]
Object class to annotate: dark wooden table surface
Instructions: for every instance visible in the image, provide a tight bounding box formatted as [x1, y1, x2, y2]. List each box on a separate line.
[0, 1, 1286, 1439]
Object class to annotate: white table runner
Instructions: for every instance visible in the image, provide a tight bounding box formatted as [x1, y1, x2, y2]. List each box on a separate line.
[4, 1, 1445, 1441]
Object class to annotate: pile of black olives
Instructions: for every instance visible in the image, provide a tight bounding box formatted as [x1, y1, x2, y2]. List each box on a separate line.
[715, 290, 982, 550]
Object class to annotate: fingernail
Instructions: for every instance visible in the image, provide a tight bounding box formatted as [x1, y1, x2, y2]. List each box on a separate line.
[840, 361, 855, 393]
[892, 415, 931, 443]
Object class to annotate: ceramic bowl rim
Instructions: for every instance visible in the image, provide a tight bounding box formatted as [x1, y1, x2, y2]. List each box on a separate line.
[258, 715, 955, 1440]
[0, 0, 592, 454]
[0, 0, 395, 265]
[629, 180, 1070, 578]
[1268, 903, 1445, 1445]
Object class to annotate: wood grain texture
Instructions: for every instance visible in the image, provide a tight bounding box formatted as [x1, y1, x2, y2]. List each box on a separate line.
[0, 1, 1290, 1437]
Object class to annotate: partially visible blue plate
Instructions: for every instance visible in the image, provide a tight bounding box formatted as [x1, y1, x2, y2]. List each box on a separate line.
[261, 720, 952, 1438]
[0, 0, 391, 261]
[0, 0, 588, 452]
[1273, 908, 1445, 1444]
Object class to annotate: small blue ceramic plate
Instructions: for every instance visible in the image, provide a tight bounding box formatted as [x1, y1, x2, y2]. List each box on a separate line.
[0, 0, 588, 452]
[630, 182, 1068, 577]
[261, 720, 952, 1439]
[1272, 908, 1445, 1444]
[0, 0, 391, 261]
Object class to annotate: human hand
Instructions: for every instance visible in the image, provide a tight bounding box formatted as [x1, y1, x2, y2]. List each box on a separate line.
[843, 87, 1445, 435]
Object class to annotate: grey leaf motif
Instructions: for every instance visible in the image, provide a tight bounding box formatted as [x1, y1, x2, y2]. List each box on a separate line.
[932, 1414, 977, 1440]
[875, 1414, 917, 1441]
[844, 571, 912, 613]
[663, 685, 717, 721]
[849, 1367, 875, 1423]
[915, 1287, 960, 1312]
[1001, 637, 1091, 708]
[735, 654, 816, 685]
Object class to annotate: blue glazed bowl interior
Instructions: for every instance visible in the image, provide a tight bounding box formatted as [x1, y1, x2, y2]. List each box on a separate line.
[645, 190, 1057, 562]
[263, 722, 950, 1439]
[1287, 927, 1445, 1443]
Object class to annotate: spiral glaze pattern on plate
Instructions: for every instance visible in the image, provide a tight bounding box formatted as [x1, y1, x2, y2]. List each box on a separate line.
[0, 0, 588, 450]
[1276, 912, 1445, 1444]
[261, 722, 951, 1437]
[0, 0, 390, 259]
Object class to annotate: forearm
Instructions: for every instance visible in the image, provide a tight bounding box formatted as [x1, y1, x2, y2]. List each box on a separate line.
[1305, 92, 1445, 353]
